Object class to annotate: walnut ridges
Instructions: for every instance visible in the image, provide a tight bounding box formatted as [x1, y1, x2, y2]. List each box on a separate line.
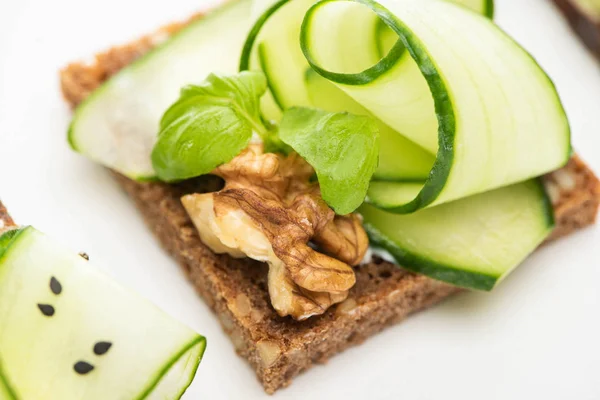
[182, 145, 369, 320]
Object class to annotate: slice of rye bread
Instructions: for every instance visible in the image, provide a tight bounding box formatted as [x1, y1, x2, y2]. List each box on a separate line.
[59, 14, 600, 394]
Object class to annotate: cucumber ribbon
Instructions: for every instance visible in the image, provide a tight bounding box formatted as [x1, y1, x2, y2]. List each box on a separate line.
[240, 0, 571, 214]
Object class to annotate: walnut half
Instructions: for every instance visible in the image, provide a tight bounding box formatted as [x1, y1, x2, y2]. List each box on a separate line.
[181, 145, 369, 320]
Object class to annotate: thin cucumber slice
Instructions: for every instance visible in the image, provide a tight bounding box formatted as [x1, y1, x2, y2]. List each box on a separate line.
[0, 227, 205, 400]
[301, 0, 570, 213]
[69, 0, 254, 180]
[259, 87, 284, 122]
[257, 41, 312, 111]
[375, 20, 401, 58]
[305, 69, 434, 181]
[241, 0, 492, 121]
[367, 181, 424, 206]
[374, 0, 493, 58]
[241, 0, 500, 188]
[240, 0, 314, 119]
[242, 25, 283, 122]
[360, 180, 554, 290]
[244, 0, 563, 289]
[455, 0, 494, 16]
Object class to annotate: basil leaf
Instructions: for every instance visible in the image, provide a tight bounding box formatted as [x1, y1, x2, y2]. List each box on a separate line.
[177, 72, 265, 127]
[151, 72, 267, 181]
[279, 107, 379, 214]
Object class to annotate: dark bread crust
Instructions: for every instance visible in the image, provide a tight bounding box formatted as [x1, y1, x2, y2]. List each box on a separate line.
[59, 14, 600, 393]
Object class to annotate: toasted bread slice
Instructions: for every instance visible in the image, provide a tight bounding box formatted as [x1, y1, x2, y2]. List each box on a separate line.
[59, 15, 600, 393]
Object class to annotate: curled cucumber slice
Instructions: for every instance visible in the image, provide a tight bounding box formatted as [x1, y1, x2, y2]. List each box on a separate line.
[304, 69, 434, 181]
[241, 0, 484, 183]
[301, 0, 570, 213]
[241, 0, 567, 289]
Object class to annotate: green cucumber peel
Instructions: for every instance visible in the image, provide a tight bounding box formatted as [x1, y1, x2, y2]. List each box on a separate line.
[239, 0, 289, 72]
[238, 0, 569, 290]
[0, 227, 26, 263]
[361, 179, 554, 290]
[0, 227, 206, 399]
[0, 358, 17, 400]
[152, 71, 380, 213]
[485, 0, 494, 17]
[240, 0, 494, 94]
[239, 0, 510, 197]
[298, 0, 570, 213]
[136, 335, 206, 400]
[257, 43, 286, 111]
[365, 225, 500, 291]
[243, 0, 568, 213]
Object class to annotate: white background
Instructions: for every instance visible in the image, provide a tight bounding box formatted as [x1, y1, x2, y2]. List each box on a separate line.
[0, 0, 599, 398]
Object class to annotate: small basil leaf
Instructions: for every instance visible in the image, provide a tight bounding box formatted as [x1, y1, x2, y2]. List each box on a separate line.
[178, 72, 266, 122]
[152, 98, 252, 181]
[151, 72, 268, 181]
[279, 107, 379, 214]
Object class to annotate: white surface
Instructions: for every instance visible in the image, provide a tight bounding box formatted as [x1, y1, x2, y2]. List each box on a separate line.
[0, 0, 598, 399]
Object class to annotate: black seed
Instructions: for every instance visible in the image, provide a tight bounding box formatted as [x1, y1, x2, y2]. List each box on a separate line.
[93, 341, 112, 356]
[37, 304, 55, 317]
[79, 252, 89, 261]
[50, 277, 62, 295]
[74, 361, 94, 375]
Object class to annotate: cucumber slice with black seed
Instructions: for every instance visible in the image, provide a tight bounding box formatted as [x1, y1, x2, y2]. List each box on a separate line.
[68, 0, 254, 180]
[0, 227, 205, 400]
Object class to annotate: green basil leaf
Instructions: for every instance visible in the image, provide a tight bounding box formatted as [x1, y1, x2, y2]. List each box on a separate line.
[177, 72, 266, 126]
[279, 107, 380, 214]
[151, 72, 268, 181]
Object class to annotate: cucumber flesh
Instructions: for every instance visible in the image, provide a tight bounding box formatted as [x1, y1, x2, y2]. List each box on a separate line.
[242, 0, 315, 121]
[454, 0, 494, 16]
[257, 39, 311, 112]
[0, 364, 14, 400]
[373, 0, 494, 63]
[241, 0, 512, 195]
[300, 0, 570, 213]
[0, 228, 205, 400]
[375, 20, 400, 59]
[243, 0, 566, 289]
[360, 180, 554, 290]
[69, 0, 254, 180]
[304, 69, 434, 181]
[367, 181, 424, 207]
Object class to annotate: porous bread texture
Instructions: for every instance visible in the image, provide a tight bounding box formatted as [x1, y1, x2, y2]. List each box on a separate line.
[59, 12, 600, 393]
